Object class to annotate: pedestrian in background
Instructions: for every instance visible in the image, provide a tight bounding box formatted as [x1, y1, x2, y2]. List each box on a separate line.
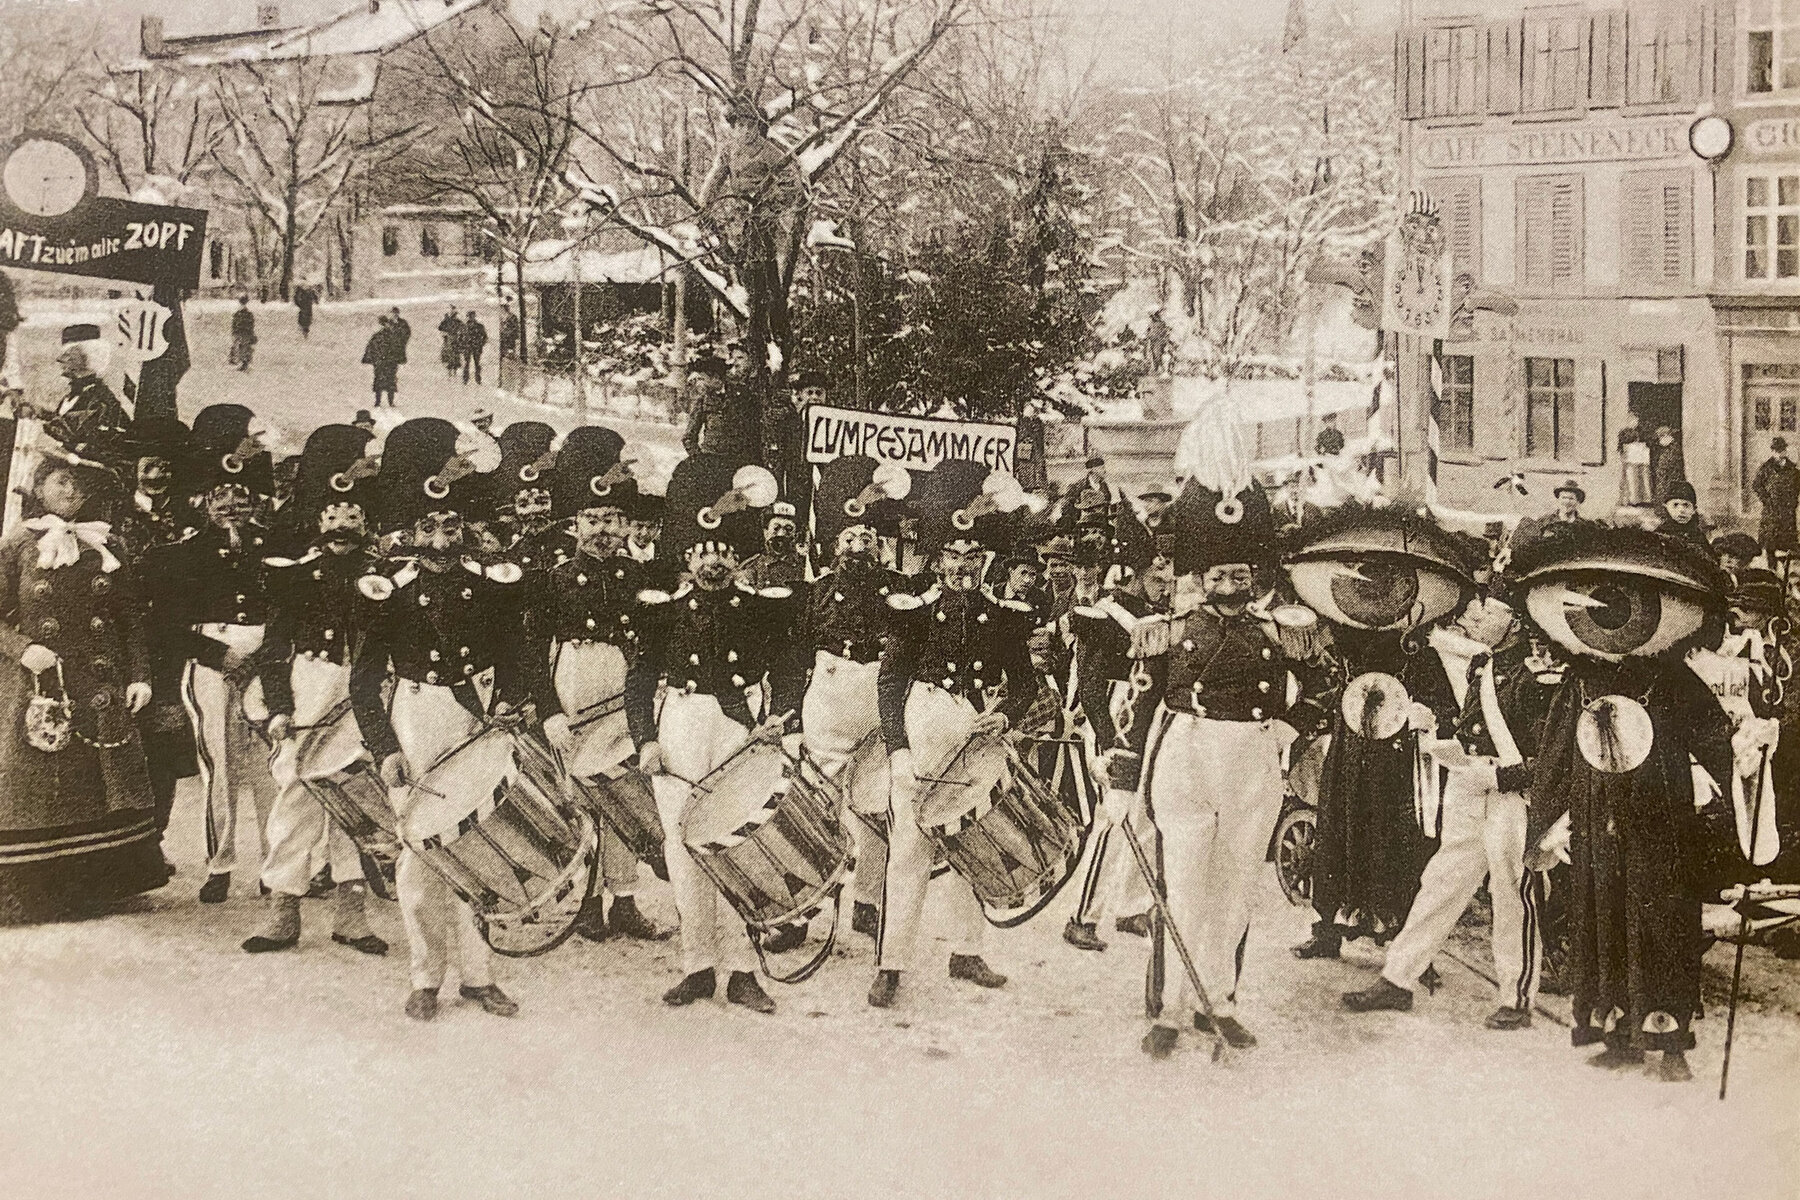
[1752, 436, 1799, 565]
[227, 297, 256, 372]
[461, 310, 488, 385]
[1617, 417, 1652, 507]
[437, 307, 462, 381]
[361, 315, 405, 408]
[1651, 426, 1686, 505]
[293, 284, 317, 340]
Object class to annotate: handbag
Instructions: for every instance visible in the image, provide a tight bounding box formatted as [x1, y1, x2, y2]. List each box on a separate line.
[25, 661, 73, 754]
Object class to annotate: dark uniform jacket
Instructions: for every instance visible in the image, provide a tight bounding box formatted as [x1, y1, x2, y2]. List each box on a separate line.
[524, 550, 645, 720]
[257, 545, 375, 718]
[624, 580, 800, 747]
[805, 562, 912, 665]
[349, 555, 528, 764]
[44, 375, 130, 454]
[140, 523, 272, 672]
[1068, 588, 1157, 751]
[1111, 602, 1296, 788]
[876, 585, 1037, 754]
[113, 492, 197, 565]
[1436, 634, 1556, 798]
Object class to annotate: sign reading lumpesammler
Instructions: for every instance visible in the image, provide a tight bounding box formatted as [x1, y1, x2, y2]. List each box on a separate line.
[805, 404, 1018, 472]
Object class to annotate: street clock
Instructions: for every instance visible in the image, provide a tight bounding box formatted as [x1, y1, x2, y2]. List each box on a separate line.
[0, 133, 96, 218]
[1689, 115, 1735, 163]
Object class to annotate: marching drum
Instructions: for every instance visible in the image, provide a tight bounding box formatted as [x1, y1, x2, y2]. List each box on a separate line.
[403, 725, 599, 957]
[561, 689, 667, 875]
[302, 767, 401, 900]
[840, 729, 892, 842]
[915, 731, 1085, 927]
[682, 740, 851, 936]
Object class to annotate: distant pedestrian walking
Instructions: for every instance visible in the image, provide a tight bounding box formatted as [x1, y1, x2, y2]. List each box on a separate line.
[361, 314, 406, 408]
[293, 284, 317, 340]
[227, 297, 256, 371]
[437, 307, 462, 380]
[500, 308, 521, 360]
[460, 311, 488, 384]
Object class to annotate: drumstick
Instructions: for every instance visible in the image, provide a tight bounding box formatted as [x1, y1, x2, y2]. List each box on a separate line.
[1115, 817, 1230, 1063]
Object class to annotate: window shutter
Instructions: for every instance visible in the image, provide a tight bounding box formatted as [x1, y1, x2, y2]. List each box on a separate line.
[1516, 177, 1550, 290]
[1621, 171, 1692, 289]
[1589, 11, 1625, 107]
[1620, 173, 1658, 289]
[1398, 31, 1427, 119]
[1517, 175, 1584, 293]
[1487, 19, 1521, 113]
[1576, 359, 1607, 467]
[1427, 177, 1482, 283]
[1659, 176, 1693, 285]
[1549, 177, 1584, 292]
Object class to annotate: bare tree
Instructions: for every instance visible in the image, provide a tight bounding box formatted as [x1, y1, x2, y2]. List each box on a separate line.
[76, 67, 224, 198]
[0, 9, 104, 143]
[208, 59, 421, 300]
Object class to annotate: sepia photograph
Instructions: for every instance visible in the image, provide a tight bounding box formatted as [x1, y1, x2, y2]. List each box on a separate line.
[0, 0, 1795, 1196]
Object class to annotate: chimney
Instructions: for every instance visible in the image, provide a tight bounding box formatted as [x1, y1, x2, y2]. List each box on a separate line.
[140, 15, 165, 57]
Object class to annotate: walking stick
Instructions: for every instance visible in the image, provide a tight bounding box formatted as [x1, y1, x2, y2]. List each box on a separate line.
[1719, 744, 1772, 1102]
[1116, 817, 1229, 1063]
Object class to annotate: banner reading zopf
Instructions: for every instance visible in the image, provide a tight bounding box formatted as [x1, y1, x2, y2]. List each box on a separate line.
[805, 404, 1018, 473]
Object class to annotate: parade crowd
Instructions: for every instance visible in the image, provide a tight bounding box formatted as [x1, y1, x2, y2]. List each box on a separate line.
[0, 320, 1795, 1080]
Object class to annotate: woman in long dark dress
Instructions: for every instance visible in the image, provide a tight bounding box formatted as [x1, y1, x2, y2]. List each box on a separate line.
[0, 457, 163, 922]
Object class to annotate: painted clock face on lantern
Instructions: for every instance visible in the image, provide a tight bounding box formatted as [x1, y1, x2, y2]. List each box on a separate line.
[2, 137, 91, 217]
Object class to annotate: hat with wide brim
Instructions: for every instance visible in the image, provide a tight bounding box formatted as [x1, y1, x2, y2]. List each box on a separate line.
[1553, 479, 1586, 503]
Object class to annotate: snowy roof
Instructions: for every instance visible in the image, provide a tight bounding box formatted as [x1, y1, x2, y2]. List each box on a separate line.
[494, 241, 674, 286]
[130, 0, 492, 67]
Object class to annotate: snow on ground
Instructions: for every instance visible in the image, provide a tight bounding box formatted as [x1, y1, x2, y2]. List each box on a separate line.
[0, 777, 1796, 1200]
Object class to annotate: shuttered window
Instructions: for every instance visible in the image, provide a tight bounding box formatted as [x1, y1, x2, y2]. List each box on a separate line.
[1620, 170, 1693, 290]
[1525, 357, 1576, 461]
[1745, 0, 1800, 95]
[1441, 355, 1476, 451]
[1425, 177, 1482, 283]
[1424, 25, 1484, 117]
[1590, 11, 1626, 107]
[1626, 3, 1698, 105]
[1487, 19, 1523, 113]
[1523, 10, 1585, 112]
[1516, 175, 1584, 294]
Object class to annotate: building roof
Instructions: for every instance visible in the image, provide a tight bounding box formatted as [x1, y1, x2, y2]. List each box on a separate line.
[130, 0, 491, 68]
[494, 241, 675, 287]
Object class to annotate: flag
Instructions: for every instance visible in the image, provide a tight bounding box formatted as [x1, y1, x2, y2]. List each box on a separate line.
[1283, 0, 1307, 52]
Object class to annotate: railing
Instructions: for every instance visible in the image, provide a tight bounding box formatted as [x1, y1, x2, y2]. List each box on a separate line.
[495, 354, 686, 428]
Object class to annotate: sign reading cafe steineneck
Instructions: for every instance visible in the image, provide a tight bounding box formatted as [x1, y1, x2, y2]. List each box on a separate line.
[1419, 118, 1689, 169]
[806, 403, 1017, 472]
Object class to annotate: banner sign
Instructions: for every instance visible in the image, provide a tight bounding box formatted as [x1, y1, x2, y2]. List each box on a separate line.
[805, 404, 1018, 473]
[0, 197, 208, 291]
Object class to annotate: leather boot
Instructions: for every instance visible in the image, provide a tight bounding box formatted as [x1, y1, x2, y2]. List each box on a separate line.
[867, 969, 900, 1008]
[1141, 1024, 1179, 1059]
[1484, 1005, 1531, 1031]
[241, 892, 301, 952]
[1292, 923, 1341, 960]
[726, 971, 776, 1014]
[1342, 978, 1413, 1012]
[948, 954, 1006, 988]
[574, 895, 609, 942]
[199, 872, 231, 904]
[761, 922, 807, 954]
[306, 865, 334, 899]
[329, 882, 388, 955]
[662, 968, 716, 1007]
[1195, 1013, 1258, 1048]
[607, 895, 671, 941]
[1114, 912, 1151, 938]
[459, 983, 519, 1017]
[405, 989, 439, 1021]
[1063, 919, 1107, 951]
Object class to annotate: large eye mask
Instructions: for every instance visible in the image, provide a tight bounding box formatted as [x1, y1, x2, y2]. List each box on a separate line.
[1289, 555, 1465, 632]
[1525, 571, 1708, 662]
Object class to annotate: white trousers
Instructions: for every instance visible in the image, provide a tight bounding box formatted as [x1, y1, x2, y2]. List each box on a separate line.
[390, 680, 493, 992]
[1380, 771, 1540, 1009]
[802, 651, 887, 907]
[1144, 710, 1290, 1020]
[182, 623, 275, 877]
[261, 657, 364, 896]
[652, 691, 756, 976]
[1073, 681, 1150, 925]
[878, 685, 987, 971]
[554, 641, 640, 896]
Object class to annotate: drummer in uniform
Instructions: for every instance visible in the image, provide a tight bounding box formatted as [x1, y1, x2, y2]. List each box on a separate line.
[141, 404, 278, 904]
[242, 424, 386, 957]
[529, 431, 670, 944]
[868, 460, 1036, 1009]
[800, 456, 916, 938]
[1099, 430, 1297, 1058]
[739, 500, 808, 589]
[487, 420, 562, 567]
[624, 453, 791, 1015]
[1062, 510, 1169, 952]
[350, 418, 525, 1022]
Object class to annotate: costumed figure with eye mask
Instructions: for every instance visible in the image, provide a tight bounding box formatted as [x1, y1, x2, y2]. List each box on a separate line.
[1098, 409, 1299, 1059]
[1062, 508, 1172, 952]
[739, 500, 808, 590]
[1342, 578, 1560, 1030]
[487, 421, 564, 570]
[527, 432, 671, 946]
[349, 417, 527, 1022]
[797, 456, 915, 940]
[1286, 508, 1479, 961]
[1511, 527, 1767, 1082]
[140, 404, 278, 905]
[624, 453, 793, 1015]
[242, 425, 386, 957]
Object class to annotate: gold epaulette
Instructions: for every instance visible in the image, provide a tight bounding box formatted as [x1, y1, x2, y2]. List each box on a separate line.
[1128, 612, 1183, 660]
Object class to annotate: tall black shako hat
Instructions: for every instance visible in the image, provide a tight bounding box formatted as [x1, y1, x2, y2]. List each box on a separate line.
[493, 420, 558, 514]
[290, 423, 376, 527]
[813, 454, 912, 550]
[1169, 397, 1273, 575]
[551, 424, 634, 519]
[913, 459, 1030, 558]
[662, 452, 776, 560]
[372, 417, 493, 532]
[1107, 504, 1158, 578]
[188, 403, 274, 498]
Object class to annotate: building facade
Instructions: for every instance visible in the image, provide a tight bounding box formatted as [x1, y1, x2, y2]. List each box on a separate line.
[1396, 1, 1798, 528]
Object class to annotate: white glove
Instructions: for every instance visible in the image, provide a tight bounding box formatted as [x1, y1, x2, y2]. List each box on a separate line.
[1732, 716, 1780, 772]
[1101, 788, 1133, 826]
[1456, 760, 1499, 793]
[1405, 701, 1438, 733]
[543, 713, 575, 755]
[638, 741, 665, 776]
[20, 644, 59, 674]
[265, 712, 291, 741]
[889, 747, 914, 783]
[1529, 811, 1571, 870]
